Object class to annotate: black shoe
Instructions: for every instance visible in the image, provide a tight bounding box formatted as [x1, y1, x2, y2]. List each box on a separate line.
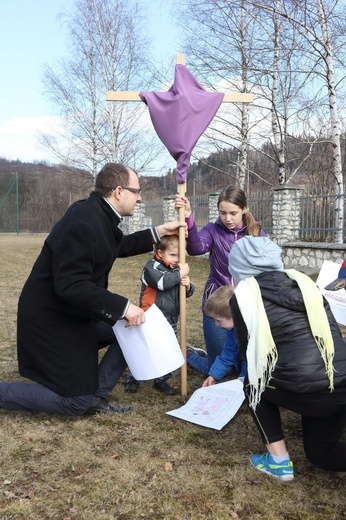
[153, 381, 177, 396]
[124, 379, 140, 393]
[84, 397, 132, 415]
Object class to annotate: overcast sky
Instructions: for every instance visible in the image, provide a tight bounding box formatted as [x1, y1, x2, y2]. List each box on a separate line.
[0, 0, 178, 164]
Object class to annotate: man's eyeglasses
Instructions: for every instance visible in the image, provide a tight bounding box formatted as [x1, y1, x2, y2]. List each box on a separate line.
[120, 186, 142, 195]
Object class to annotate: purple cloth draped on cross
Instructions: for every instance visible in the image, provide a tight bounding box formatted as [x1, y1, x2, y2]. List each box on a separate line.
[139, 65, 224, 183]
[139, 64, 224, 398]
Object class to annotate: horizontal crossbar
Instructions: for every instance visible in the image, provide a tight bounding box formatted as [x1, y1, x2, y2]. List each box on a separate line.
[106, 91, 254, 103]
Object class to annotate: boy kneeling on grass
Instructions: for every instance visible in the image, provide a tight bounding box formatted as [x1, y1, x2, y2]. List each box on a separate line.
[202, 285, 247, 388]
[226, 236, 346, 482]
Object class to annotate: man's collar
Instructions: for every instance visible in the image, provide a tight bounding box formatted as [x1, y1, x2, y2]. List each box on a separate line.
[103, 196, 123, 221]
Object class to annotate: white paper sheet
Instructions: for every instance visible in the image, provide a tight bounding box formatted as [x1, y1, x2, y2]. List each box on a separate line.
[166, 379, 245, 430]
[113, 304, 184, 380]
[316, 260, 346, 326]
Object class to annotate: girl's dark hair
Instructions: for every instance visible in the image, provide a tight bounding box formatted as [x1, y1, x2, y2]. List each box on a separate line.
[217, 185, 262, 236]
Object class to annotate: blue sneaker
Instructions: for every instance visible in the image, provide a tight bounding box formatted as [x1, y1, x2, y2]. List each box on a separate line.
[250, 453, 294, 481]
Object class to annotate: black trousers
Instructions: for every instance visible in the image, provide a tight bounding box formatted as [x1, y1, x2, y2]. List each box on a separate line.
[0, 322, 126, 416]
[246, 382, 346, 471]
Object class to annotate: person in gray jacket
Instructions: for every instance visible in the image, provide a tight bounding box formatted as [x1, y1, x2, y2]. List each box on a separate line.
[228, 236, 346, 481]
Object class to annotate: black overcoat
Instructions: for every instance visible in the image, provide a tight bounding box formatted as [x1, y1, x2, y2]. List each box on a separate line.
[17, 191, 155, 396]
[230, 271, 346, 394]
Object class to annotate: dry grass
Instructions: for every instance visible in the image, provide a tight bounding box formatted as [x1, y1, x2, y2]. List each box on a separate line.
[1, 234, 346, 520]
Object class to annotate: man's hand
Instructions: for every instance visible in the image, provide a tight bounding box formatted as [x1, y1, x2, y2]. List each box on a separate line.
[124, 303, 145, 328]
[157, 220, 187, 237]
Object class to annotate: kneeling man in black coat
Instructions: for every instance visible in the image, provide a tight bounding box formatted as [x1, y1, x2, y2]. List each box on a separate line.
[0, 163, 184, 416]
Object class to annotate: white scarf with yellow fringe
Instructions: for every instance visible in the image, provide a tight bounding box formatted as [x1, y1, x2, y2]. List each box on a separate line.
[234, 269, 335, 410]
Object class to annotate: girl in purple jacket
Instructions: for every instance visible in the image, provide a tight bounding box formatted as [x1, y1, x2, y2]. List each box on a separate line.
[175, 186, 265, 376]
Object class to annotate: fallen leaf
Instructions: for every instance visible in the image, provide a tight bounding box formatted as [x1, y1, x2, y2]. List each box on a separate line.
[110, 453, 119, 459]
[164, 462, 173, 471]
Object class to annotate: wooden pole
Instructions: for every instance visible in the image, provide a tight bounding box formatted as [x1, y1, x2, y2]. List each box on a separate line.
[178, 182, 188, 399]
[175, 54, 188, 399]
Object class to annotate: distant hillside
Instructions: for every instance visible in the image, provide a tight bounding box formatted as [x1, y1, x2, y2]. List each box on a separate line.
[0, 159, 93, 233]
[0, 133, 339, 208]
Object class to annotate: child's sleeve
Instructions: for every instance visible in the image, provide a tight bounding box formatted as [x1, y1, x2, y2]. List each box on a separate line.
[185, 218, 214, 255]
[186, 281, 195, 298]
[207, 329, 240, 381]
[141, 261, 181, 291]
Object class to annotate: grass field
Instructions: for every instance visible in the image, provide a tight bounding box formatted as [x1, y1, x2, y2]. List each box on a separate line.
[1, 234, 346, 520]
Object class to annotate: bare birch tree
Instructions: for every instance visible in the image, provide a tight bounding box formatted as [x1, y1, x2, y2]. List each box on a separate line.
[176, 0, 263, 190]
[316, 0, 344, 241]
[41, 0, 161, 176]
[177, 0, 318, 190]
[177, 0, 344, 241]
[249, 0, 345, 240]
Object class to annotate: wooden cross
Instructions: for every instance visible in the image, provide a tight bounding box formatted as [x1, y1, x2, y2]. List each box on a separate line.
[106, 54, 253, 399]
[106, 54, 254, 103]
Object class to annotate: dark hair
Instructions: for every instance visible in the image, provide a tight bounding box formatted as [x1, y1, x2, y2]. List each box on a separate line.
[94, 163, 137, 197]
[155, 234, 179, 253]
[217, 185, 262, 237]
[204, 285, 235, 318]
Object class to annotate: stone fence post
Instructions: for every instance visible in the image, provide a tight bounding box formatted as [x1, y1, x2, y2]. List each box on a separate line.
[163, 193, 220, 224]
[209, 193, 219, 221]
[119, 202, 147, 234]
[163, 197, 176, 223]
[272, 185, 302, 246]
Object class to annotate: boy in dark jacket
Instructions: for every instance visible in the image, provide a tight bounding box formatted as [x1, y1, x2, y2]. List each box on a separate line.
[125, 235, 195, 395]
[227, 236, 346, 481]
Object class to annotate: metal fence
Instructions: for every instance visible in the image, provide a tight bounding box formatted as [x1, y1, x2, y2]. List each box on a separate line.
[144, 191, 274, 232]
[295, 189, 346, 242]
[143, 200, 164, 229]
[144, 187, 345, 242]
[1, 185, 345, 242]
[189, 191, 275, 233]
